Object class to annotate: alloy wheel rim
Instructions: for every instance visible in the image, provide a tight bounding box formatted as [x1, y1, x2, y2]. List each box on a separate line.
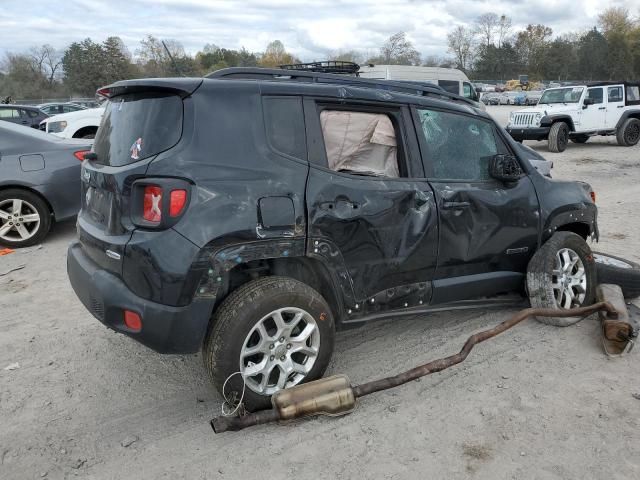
[626, 124, 640, 144]
[0, 199, 41, 242]
[551, 248, 587, 309]
[239, 307, 320, 396]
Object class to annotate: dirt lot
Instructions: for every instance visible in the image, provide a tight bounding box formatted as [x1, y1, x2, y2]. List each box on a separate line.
[1, 105, 639, 480]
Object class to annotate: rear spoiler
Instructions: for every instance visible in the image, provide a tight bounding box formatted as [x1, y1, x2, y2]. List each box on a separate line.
[97, 78, 203, 99]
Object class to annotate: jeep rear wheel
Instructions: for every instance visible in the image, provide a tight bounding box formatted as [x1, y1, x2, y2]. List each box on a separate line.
[526, 232, 596, 326]
[616, 118, 640, 147]
[203, 276, 335, 411]
[571, 134, 589, 144]
[548, 122, 569, 153]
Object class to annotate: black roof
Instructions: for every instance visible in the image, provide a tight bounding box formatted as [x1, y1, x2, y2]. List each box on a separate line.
[206, 67, 476, 108]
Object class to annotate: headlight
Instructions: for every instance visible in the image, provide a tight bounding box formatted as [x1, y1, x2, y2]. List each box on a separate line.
[534, 113, 542, 126]
[509, 112, 515, 122]
[47, 120, 67, 133]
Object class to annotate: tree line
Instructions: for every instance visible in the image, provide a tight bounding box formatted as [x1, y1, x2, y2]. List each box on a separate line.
[448, 7, 640, 82]
[0, 6, 638, 101]
[0, 36, 301, 100]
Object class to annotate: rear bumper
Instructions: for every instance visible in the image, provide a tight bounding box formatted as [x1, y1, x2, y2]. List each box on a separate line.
[67, 241, 214, 354]
[506, 127, 550, 141]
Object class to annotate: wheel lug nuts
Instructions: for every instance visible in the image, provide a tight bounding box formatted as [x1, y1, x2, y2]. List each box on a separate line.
[280, 356, 285, 361]
[270, 355, 275, 361]
[269, 344, 274, 349]
[286, 344, 291, 349]
[279, 337, 284, 342]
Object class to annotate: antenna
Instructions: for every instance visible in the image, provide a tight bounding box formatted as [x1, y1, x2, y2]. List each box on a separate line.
[162, 40, 184, 77]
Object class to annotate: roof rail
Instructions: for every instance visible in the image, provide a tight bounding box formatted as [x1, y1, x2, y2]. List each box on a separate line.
[205, 67, 475, 107]
[278, 61, 360, 75]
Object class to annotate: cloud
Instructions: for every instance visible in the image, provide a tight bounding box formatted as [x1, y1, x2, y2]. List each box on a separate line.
[0, 0, 637, 61]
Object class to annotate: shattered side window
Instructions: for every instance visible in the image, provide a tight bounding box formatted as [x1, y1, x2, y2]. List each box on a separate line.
[320, 110, 399, 177]
[417, 109, 497, 181]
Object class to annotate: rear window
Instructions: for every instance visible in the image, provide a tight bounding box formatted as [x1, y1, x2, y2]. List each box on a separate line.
[93, 92, 183, 167]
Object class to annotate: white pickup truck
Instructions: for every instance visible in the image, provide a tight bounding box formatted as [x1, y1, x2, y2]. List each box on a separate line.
[506, 82, 640, 152]
[39, 105, 105, 139]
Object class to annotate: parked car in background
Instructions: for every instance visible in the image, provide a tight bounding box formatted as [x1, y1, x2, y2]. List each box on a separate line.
[481, 93, 500, 105]
[358, 65, 485, 110]
[513, 92, 527, 105]
[507, 82, 640, 152]
[40, 105, 105, 139]
[498, 93, 512, 105]
[38, 102, 87, 116]
[0, 121, 91, 246]
[72, 99, 102, 109]
[0, 105, 48, 129]
[525, 91, 542, 105]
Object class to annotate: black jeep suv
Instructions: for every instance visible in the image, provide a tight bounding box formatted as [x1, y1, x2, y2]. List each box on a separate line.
[68, 69, 598, 409]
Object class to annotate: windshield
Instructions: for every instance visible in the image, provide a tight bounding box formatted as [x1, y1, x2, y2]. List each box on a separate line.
[92, 92, 183, 167]
[539, 87, 584, 104]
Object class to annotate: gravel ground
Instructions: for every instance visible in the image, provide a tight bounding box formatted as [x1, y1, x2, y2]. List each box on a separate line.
[1, 105, 639, 480]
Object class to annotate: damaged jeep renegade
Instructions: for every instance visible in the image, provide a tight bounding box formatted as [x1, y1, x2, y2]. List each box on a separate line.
[67, 68, 598, 410]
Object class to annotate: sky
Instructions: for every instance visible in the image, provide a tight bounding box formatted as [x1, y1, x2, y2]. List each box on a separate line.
[0, 0, 637, 61]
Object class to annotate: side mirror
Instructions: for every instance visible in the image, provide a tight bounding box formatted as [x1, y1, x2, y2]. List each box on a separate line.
[489, 154, 524, 182]
[582, 98, 594, 109]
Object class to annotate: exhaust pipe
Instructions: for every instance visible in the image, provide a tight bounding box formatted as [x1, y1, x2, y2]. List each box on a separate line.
[212, 291, 630, 433]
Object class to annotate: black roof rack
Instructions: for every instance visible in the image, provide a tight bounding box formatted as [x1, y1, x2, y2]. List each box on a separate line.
[278, 61, 360, 75]
[205, 67, 475, 107]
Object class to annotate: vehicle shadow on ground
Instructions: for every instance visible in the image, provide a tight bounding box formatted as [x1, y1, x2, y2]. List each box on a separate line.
[95, 304, 516, 412]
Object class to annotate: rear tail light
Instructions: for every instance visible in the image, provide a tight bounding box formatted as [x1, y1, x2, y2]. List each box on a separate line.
[123, 310, 142, 332]
[169, 189, 187, 217]
[143, 186, 163, 223]
[74, 150, 91, 161]
[590, 191, 596, 203]
[133, 179, 191, 228]
[97, 87, 111, 98]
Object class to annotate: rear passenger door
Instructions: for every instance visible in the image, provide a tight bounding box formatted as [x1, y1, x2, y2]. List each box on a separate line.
[606, 85, 625, 129]
[303, 98, 439, 313]
[413, 107, 540, 304]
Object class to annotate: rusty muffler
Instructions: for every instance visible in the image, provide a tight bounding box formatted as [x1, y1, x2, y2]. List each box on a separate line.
[597, 284, 637, 356]
[211, 289, 633, 433]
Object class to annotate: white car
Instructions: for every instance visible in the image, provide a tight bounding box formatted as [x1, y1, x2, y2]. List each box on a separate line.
[506, 82, 640, 152]
[39, 105, 105, 139]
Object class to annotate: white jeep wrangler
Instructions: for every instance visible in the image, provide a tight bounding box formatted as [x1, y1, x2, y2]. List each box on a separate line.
[506, 82, 640, 152]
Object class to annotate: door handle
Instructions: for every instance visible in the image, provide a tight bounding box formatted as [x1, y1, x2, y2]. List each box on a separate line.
[443, 201, 470, 210]
[617, 106, 624, 108]
[598, 107, 606, 110]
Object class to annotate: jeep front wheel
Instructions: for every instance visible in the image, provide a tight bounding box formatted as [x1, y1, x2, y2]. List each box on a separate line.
[616, 118, 640, 147]
[203, 276, 335, 411]
[526, 232, 596, 326]
[548, 122, 569, 153]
